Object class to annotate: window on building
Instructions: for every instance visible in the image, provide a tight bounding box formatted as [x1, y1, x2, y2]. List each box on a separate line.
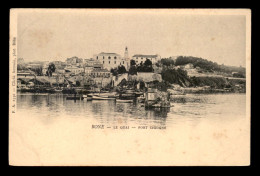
[103, 56, 104, 59]
[109, 61, 110, 64]
[136, 57, 138, 60]
[103, 61, 104, 64]
[123, 61, 124, 64]
[96, 56, 98, 60]
[114, 56, 117, 59]
[114, 61, 116, 64]
[108, 56, 111, 59]
[141, 57, 143, 60]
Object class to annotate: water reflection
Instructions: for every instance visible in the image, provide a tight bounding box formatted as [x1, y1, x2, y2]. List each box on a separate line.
[17, 93, 246, 127]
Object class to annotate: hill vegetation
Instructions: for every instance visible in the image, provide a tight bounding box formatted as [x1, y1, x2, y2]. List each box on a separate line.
[159, 56, 245, 75]
[156, 56, 246, 91]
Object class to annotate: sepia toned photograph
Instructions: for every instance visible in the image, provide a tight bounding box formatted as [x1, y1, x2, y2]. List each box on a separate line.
[9, 9, 251, 166]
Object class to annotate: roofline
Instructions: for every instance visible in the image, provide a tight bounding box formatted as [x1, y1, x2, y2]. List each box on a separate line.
[97, 52, 121, 56]
[132, 54, 159, 57]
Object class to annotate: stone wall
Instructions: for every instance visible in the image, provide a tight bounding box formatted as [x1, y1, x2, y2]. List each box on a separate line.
[129, 72, 162, 83]
[92, 77, 112, 87]
[112, 73, 128, 86]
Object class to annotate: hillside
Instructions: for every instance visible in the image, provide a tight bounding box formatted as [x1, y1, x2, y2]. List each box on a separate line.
[159, 56, 246, 76]
[157, 56, 246, 92]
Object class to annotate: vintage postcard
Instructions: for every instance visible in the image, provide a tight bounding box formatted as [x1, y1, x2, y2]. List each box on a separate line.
[9, 9, 251, 166]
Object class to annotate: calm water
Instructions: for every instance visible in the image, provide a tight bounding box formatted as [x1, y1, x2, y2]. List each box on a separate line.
[12, 93, 249, 165]
[16, 93, 246, 128]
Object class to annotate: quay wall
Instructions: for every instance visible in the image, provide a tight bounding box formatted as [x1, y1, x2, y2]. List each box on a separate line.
[112, 73, 128, 86]
[129, 72, 162, 82]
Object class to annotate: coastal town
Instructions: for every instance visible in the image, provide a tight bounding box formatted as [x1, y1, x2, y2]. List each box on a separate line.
[10, 9, 250, 167]
[17, 47, 246, 108]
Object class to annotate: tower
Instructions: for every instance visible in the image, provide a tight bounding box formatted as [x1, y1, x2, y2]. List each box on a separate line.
[124, 46, 128, 59]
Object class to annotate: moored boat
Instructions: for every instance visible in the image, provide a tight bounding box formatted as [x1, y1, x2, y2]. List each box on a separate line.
[119, 93, 136, 100]
[92, 95, 116, 100]
[134, 92, 144, 97]
[82, 95, 92, 101]
[87, 92, 117, 98]
[116, 92, 135, 103]
[54, 89, 63, 93]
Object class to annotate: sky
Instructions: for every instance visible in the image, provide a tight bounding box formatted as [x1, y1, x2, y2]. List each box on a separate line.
[17, 9, 247, 67]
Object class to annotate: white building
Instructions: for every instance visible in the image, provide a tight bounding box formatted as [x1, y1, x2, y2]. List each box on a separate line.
[93, 47, 130, 71]
[90, 68, 111, 78]
[84, 66, 95, 76]
[84, 59, 103, 69]
[64, 65, 84, 75]
[132, 54, 161, 65]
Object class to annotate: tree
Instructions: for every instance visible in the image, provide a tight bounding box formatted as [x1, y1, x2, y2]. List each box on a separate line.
[173, 56, 246, 75]
[161, 68, 191, 87]
[34, 67, 43, 76]
[144, 59, 152, 67]
[135, 59, 154, 72]
[143, 59, 153, 72]
[130, 60, 136, 66]
[48, 63, 56, 72]
[47, 63, 56, 77]
[110, 68, 118, 76]
[233, 72, 245, 78]
[118, 65, 126, 74]
[111, 65, 127, 76]
[160, 58, 175, 67]
[155, 62, 160, 67]
[136, 65, 142, 72]
[129, 66, 137, 75]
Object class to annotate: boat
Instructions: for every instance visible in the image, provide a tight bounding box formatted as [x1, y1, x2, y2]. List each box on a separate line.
[119, 93, 136, 100]
[116, 99, 133, 103]
[92, 95, 116, 100]
[82, 95, 92, 101]
[87, 92, 117, 98]
[116, 93, 135, 103]
[54, 89, 63, 93]
[134, 92, 144, 97]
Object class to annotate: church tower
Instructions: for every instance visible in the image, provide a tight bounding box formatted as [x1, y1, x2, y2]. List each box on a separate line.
[124, 46, 128, 59]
